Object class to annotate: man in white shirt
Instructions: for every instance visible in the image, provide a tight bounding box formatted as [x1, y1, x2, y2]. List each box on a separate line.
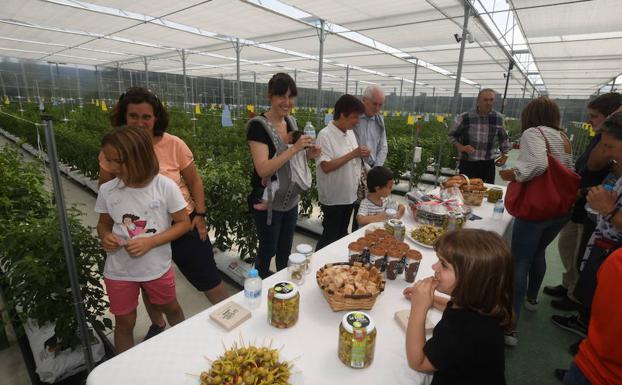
[316, 94, 368, 250]
[351, 85, 388, 231]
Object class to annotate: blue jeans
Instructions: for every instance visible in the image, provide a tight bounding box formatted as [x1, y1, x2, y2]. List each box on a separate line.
[563, 362, 592, 385]
[512, 214, 570, 318]
[252, 206, 298, 279]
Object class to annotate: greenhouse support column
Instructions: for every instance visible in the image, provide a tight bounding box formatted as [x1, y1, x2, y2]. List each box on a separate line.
[116, 63, 122, 96]
[220, 74, 225, 106]
[235, 38, 242, 119]
[181, 49, 188, 113]
[143, 57, 149, 89]
[316, 19, 326, 126]
[451, 2, 469, 116]
[345, 65, 350, 94]
[399, 78, 404, 111]
[253, 71, 257, 107]
[500, 60, 514, 114]
[531, 87, 536, 99]
[411, 59, 418, 113]
[50, 64, 57, 100]
[20, 62, 30, 101]
[294, 69, 297, 84]
[14, 74, 23, 114]
[95, 66, 102, 102]
[42, 116, 95, 373]
[0, 71, 6, 97]
[355, 80, 359, 97]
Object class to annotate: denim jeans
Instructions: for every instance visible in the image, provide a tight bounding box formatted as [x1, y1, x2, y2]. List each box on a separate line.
[512, 214, 570, 318]
[252, 206, 298, 279]
[563, 362, 592, 385]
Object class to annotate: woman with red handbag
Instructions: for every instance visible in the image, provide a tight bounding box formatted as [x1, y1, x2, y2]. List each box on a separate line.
[499, 97, 577, 346]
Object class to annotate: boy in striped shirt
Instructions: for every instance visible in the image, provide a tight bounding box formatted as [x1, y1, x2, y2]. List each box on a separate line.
[356, 166, 405, 226]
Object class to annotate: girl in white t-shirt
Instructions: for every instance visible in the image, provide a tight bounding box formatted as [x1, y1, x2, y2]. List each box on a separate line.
[96, 126, 191, 353]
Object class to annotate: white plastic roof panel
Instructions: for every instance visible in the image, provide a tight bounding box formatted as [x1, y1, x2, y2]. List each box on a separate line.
[362, 19, 462, 49]
[88, 0, 206, 18]
[514, 0, 620, 37]
[168, 0, 310, 41]
[79, 40, 171, 58]
[530, 39, 622, 59]
[0, 24, 93, 48]
[4, 1, 138, 36]
[112, 24, 222, 50]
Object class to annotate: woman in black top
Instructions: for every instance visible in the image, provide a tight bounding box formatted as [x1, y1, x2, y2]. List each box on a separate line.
[246, 73, 320, 278]
[404, 229, 513, 385]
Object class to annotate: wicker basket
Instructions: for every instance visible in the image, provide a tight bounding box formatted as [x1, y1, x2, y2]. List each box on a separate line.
[460, 189, 487, 206]
[316, 262, 385, 312]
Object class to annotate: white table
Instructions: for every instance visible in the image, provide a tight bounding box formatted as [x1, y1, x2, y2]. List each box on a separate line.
[87, 186, 512, 385]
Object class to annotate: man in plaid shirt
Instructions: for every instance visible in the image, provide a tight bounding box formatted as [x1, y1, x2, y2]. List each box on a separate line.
[448, 88, 511, 183]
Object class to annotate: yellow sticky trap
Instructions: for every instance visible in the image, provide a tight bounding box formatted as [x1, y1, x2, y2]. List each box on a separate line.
[383, 111, 388, 117]
[3, 95, 9, 105]
[195, 104, 201, 115]
[416, 115, 422, 121]
[101, 100, 108, 112]
[328, 107, 334, 114]
[91, 98, 94, 104]
[291, 107, 296, 114]
[95, 99, 100, 107]
[437, 115, 444, 123]
[27, 97, 31, 103]
[588, 126, 595, 137]
[247, 104, 255, 113]
[407, 115, 415, 125]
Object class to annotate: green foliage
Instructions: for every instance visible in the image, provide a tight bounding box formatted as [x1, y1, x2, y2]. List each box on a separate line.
[0, 146, 110, 353]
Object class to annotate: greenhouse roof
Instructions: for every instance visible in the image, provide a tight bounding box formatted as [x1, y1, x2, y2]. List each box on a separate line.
[1, 0, 620, 98]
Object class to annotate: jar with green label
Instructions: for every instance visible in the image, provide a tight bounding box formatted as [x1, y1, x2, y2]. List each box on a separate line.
[338, 311, 376, 369]
[267, 281, 299, 328]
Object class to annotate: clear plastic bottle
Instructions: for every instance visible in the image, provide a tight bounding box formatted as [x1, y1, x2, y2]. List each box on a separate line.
[492, 199, 504, 220]
[244, 268, 262, 310]
[304, 121, 316, 143]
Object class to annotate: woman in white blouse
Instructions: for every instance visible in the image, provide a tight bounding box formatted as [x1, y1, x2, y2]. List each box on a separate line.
[499, 97, 574, 346]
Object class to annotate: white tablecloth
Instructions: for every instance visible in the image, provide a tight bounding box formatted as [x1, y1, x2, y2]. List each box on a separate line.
[87, 186, 512, 385]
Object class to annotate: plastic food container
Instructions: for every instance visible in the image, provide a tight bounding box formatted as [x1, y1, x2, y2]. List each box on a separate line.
[288, 253, 306, 285]
[295, 243, 313, 274]
[369, 245, 386, 264]
[487, 187, 503, 203]
[268, 281, 299, 328]
[338, 312, 377, 369]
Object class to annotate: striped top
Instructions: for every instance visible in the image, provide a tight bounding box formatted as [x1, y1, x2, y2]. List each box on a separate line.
[513, 126, 574, 183]
[358, 197, 388, 218]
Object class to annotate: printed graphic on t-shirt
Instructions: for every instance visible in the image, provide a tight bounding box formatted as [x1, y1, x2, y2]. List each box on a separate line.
[121, 213, 157, 238]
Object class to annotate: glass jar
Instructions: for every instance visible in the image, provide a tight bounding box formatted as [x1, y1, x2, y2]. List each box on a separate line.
[268, 281, 299, 329]
[338, 312, 376, 369]
[385, 208, 398, 220]
[384, 219, 406, 241]
[288, 253, 306, 285]
[295, 243, 313, 274]
[405, 249, 422, 283]
[487, 187, 503, 203]
[348, 242, 365, 263]
[369, 245, 387, 264]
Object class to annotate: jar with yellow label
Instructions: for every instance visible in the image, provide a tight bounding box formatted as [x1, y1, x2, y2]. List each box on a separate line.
[338, 311, 376, 369]
[267, 281, 299, 329]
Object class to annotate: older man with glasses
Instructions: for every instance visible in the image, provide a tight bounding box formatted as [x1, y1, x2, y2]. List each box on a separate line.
[351, 85, 388, 231]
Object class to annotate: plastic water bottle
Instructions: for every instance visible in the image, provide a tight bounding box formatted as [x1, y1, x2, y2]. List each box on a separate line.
[304, 121, 316, 143]
[244, 268, 262, 310]
[585, 183, 615, 215]
[493, 199, 504, 220]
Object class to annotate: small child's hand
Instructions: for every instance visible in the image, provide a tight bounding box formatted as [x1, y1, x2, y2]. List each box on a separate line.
[125, 238, 154, 257]
[410, 277, 438, 311]
[403, 286, 413, 300]
[101, 233, 123, 252]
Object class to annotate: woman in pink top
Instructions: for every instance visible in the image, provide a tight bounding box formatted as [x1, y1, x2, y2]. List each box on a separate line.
[99, 87, 229, 340]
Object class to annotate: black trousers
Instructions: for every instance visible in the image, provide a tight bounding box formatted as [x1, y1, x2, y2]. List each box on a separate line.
[458, 159, 496, 184]
[316, 203, 354, 251]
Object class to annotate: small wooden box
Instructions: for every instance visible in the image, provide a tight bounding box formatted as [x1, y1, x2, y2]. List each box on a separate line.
[209, 302, 251, 331]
